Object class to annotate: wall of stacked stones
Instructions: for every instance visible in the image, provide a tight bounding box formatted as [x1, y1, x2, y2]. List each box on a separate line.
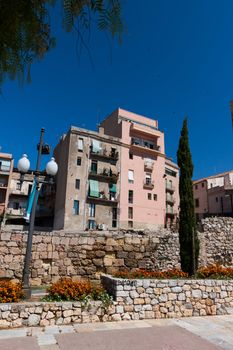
[1, 277, 233, 329]
[0, 217, 233, 285]
[102, 275, 233, 319]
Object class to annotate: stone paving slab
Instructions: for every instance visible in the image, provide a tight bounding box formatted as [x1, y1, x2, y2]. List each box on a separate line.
[0, 336, 40, 350]
[56, 325, 220, 350]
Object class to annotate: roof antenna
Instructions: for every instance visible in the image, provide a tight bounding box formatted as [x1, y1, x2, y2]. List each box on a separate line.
[96, 108, 101, 130]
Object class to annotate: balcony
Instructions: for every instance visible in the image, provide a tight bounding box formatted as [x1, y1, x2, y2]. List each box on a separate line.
[143, 179, 154, 189]
[88, 170, 118, 183]
[166, 195, 175, 204]
[87, 193, 118, 206]
[90, 148, 118, 162]
[131, 139, 161, 156]
[166, 207, 175, 215]
[144, 160, 154, 171]
[5, 207, 25, 217]
[0, 182, 7, 189]
[166, 183, 175, 192]
[10, 189, 28, 196]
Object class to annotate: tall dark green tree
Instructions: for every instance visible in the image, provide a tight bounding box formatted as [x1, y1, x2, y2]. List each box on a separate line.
[177, 118, 199, 275]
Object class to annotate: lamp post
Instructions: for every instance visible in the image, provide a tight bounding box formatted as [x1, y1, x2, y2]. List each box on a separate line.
[17, 128, 58, 299]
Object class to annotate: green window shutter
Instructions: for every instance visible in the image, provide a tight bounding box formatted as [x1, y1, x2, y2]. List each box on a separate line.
[109, 183, 117, 193]
[89, 180, 99, 197]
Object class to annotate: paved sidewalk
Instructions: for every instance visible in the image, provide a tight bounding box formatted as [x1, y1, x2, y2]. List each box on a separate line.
[0, 315, 233, 350]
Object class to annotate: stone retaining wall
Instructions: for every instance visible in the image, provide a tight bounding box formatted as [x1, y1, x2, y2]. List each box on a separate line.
[1, 277, 233, 329]
[101, 275, 233, 319]
[0, 217, 233, 285]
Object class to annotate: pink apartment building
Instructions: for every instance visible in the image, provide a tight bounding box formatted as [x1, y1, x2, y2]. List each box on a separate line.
[193, 170, 233, 220]
[0, 153, 13, 223]
[54, 108, 179, 231]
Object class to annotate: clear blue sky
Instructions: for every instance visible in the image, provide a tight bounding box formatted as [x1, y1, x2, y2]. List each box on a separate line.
[1, 0, 233, 180]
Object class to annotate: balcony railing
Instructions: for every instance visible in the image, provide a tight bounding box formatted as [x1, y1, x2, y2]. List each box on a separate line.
[143, 179, 154, 189]
[166, 183, 175, 192]
[90, 148, 118, 161]
[166, 195, 175, 204]
[87, 193, 118, 205]
[166, 207, 175, 215]
[0, 182, 7, 189]
[5, 208, 25, 217]
[144, 161, 154, 171]
[88, 170, 118, 183]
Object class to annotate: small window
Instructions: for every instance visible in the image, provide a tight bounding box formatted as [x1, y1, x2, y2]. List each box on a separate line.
[75, 179, 80, 190]
[16, 182, 21, 190]
[77, 157, 82, 166]
[128, 207, 133, 219]
[195, 184, 198, 190]
[88, 220, 96, 230]
[112, 207, 117, 228]
[153, 194, 157, 201]
[91, 160, 98, 174]
[73, 200, 79, 215]
[148, 193, 152, 200]
[202, 182, 204, 188]
[216, 197, 218, 203]
[129, 153, 133, 159]
[195, 198, 199, 208]
[78, 138, 84, 152]
[128, 170, 134, 184]
[128, 190, 133, 204]
[128, 220, 133, 228]
[89, 203, 95, 217]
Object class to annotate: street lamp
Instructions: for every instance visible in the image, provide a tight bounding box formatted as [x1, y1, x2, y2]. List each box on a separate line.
[17, 128, 58, 299]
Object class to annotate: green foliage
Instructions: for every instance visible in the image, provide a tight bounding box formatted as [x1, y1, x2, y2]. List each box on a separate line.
[177, 118, 199, 276]
[0, 0, 123, 88]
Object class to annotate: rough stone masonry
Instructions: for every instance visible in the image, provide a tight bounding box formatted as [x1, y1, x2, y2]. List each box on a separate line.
[0, 217, 233, 285]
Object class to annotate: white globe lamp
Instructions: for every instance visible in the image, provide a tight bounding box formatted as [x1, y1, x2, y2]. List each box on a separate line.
[46, 157, 58, 176]
[17, 154, 30, 173]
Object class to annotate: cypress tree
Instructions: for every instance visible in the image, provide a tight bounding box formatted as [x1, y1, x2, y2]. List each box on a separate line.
[177, 118, 199, 275]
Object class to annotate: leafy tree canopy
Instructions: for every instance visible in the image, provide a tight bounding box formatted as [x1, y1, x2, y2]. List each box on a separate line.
[0, 0, 123, 87]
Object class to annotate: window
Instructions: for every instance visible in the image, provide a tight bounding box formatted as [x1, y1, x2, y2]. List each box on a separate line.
[148, 193, 152, 200]
[112, 208, 117, 228]
[78, 138, 84, 152]
[216, 197, 218, 203]
[89, 203, 95, 217]
[202, 182, 205, 188]
[128, 220, 133, 228]
[153, 194, 157, 201]
[128, 207, 133, 219]
[129, 153, 133, 159]
[75, 179, 80, 190]
[16, 182, 21, 190]
[88, 220, 96, 230]
[77, 157, 82, 166]
[128, 170, 134, 184]
[111, 148, 116, 158]
[145, 173, 151, 185]
[128, 190, 133, 204]
[91, 160, 98, 174]
[73, 200, 79, 215]
[13, 202, 19, 210]
[165, 168, 177, 177]
[195, 184, 198, 190]
[195, 198, 199, 208]
[0, 160, 11, 172]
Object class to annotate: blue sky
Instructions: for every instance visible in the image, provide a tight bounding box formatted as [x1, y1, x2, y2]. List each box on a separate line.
[1, 0, 233, 180]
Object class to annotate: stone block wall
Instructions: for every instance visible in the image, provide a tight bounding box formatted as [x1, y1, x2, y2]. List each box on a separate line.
[102, 275, 233, 319]
[0, 217, 233, 285]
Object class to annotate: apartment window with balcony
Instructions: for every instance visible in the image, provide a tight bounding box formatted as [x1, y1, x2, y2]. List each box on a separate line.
[91, 160, 98, 174]
[78, 138, 84, 152]
[73, 200, 79, 215]
[148, 193, 152, 200]
[195, 198, 199, 208]
[128, 190, 133, 204]
[112, 208, 117, 228]
[128, 170, 134, 184]
[128, 207, 133, 219]
[77, 157, 82, 166]
[89, 203, 95, 217]
[75, 179, 80, 190]
[128, 220, 133, 228]
[145, 173, 151, 185]
[153, 194, 157, 201]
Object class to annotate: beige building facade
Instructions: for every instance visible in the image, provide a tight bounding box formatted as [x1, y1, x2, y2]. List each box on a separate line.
[54, 108, 180, 231]
[0, 153, 13, 221]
